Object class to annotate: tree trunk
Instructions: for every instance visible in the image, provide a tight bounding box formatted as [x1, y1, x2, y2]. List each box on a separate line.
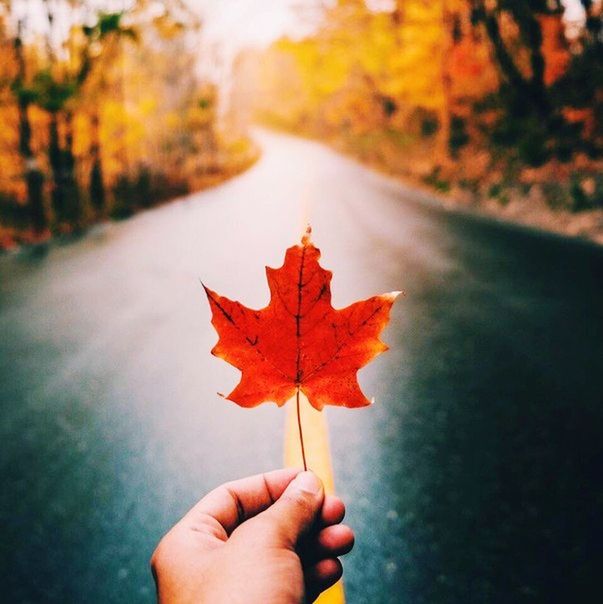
[513, 3, 550, 118]
[63, 111, 82, 226]
[14, 21, 46, 233]
[42, 0, 80, 229]
[89, 110, 105, 213]
[18, 104, 46, 233]
[475, 1, 552, 121]
[48, 110, 64, 226]
[48, 111, 82, 228]
[437, 0, 453, 162]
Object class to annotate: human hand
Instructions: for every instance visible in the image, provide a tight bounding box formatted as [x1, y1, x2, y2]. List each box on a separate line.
[151, 468, 354, 603]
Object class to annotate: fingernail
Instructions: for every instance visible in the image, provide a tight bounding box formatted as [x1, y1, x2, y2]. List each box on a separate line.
[294, 471, 322, 495]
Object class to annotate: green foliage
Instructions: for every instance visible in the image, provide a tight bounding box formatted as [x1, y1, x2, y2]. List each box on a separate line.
[384, 128, 414, 149]
[12, 84, 38, 105]
[31, 70, 77, 112]
[424, 168, 451, 192]
[83, 11, 136, 42]
[488, 182, 503, 198]
[98, 12, 124, 37]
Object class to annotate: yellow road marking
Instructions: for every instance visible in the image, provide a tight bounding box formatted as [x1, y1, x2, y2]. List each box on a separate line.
[284, 392, 346, 604]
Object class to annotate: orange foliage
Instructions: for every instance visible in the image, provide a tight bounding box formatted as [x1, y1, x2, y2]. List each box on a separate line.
[204, 228, 400, 410]
[449, 30, 499, 101]
[539, 14, 570, 86]
[255, 1, 498, 140]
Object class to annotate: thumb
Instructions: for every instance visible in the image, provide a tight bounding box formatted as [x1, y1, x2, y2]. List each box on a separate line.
[238, 471, 324, 549]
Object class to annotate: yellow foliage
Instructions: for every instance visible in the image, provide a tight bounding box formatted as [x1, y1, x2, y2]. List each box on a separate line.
[0, 3, 241, 236]
[256, 0, 497, 136]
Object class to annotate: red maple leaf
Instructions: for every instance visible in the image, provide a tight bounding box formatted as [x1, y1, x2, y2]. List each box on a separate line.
[203, 228, 399, 411]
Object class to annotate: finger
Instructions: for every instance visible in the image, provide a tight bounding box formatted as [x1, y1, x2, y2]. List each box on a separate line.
[308, 525, 355, 561]
[184, 468, 299, 535]
[320, 495, 345, 527]
[242, 471, 324, 548]
[305, 558, 343, 602]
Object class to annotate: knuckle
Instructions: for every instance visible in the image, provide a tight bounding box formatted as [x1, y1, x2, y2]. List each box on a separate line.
[150, 534, 169, 566]
[149, 541, 164, 573]
[149, 528, 176, 573]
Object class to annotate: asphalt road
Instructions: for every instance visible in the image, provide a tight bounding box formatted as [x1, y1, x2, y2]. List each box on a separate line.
[1, 130, 603, 604]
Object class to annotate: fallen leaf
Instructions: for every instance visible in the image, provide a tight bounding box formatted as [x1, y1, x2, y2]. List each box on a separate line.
[203, 227, 400, 410]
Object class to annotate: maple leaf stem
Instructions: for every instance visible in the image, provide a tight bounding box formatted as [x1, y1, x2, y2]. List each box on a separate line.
[296, 386, 308, 472]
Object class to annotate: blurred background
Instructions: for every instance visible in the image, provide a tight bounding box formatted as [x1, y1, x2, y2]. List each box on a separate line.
[1, 1, 602, 603]
[0, 0, 602, 245]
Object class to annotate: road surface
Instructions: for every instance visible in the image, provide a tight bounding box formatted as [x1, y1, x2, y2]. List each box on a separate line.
[1, 130, 603, 603]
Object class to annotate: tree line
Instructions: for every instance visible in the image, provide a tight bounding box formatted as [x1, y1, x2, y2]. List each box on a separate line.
[254, 0, 601, 210]
[0, 0, 255, 246]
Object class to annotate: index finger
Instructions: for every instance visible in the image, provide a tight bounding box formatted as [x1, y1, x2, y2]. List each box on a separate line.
[185, 468, 300, 535]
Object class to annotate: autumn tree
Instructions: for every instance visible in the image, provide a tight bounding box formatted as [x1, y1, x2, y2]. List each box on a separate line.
[469, 0, 586, 164]
[552, 0, 602, 155]
[1, 0, 257, 247]
[256, 0, 496, 157]
[80, 11, 137, 214]
[1, 3, 47, 232]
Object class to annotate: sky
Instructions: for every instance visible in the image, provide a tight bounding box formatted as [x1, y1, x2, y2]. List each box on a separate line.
[7, 0, 590, 56]
[193, 0, 317, 48]
[192, 0, 588, 51]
